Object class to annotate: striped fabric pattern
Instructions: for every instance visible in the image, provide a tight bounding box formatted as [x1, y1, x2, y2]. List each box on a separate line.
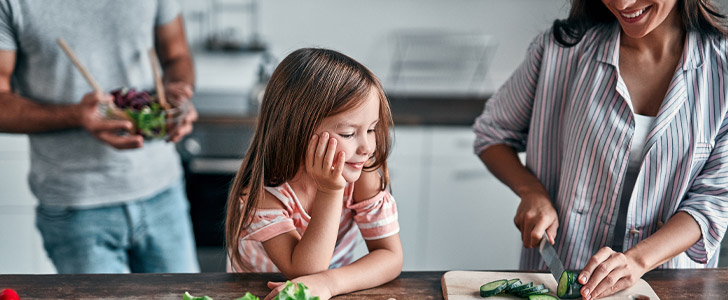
[473, 22, 728, 270]
[236, 182, 399, 272]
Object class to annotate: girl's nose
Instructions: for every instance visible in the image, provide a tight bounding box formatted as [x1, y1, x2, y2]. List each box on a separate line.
[357, 135, 373, 155]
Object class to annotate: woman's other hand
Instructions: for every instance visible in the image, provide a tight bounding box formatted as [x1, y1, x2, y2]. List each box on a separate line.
[306, 132, 346, 194]
[264, 274, 334, 300]
[578, 247, 646, 300]
[513, 190, 558, 248]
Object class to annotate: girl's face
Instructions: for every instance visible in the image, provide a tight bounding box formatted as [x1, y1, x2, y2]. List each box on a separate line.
[601, 0, 679, 38]
[316, 88, 380, 183]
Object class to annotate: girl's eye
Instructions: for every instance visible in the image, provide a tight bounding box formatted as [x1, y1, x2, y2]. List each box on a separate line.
[367, 129, 376, 134]
[339, 133, 354, 139]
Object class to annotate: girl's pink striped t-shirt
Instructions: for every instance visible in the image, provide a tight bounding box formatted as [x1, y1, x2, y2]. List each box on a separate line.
[235, 182, 399, 272]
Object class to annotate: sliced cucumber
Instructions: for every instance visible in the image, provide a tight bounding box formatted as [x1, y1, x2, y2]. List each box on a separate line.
[480, 279, 508, 297]
[508, 282, 533, 295]
[504, 278, 522, 292]
[515, 284, 546, 297]
[524, 287, 550, 296]
[528, 295, 559, 300]
[557, 270, 584, 299]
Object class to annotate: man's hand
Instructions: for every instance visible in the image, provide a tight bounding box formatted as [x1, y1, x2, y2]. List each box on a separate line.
[78, 91, 143, 149]
[165, 81, 197, 143]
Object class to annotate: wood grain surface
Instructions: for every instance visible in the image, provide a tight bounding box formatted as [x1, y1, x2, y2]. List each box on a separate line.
[0, 269, 726, 300]
[442, 271, 659, 300]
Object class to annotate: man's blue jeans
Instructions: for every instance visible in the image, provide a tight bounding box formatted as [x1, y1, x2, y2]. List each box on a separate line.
[36, 179, 200, 273]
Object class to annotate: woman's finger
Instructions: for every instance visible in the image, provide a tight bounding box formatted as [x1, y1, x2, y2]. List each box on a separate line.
[593, 275, 631, 299]
[580, 247, 613, 284]
[581, 250, 621, 298]
[589, 261, 628, 299]
[522, 215, 537, 248]
[530, 216, 553, 247]
[546, 218, 559, 244]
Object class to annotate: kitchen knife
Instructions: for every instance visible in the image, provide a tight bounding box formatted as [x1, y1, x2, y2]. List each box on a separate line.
[538, 232, 564, 282]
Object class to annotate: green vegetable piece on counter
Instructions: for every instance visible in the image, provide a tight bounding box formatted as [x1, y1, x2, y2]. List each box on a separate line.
[234, 292, 261, 300]
[183, 291, 214, 300]
[183, 281, 319, 300]
[274, 281, 320, 300]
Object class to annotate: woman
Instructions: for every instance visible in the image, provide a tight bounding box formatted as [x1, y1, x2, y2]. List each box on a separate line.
[473, 0, 728, 299]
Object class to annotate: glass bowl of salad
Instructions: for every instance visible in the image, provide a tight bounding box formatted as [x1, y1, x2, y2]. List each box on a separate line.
[101, 87, 188, 139]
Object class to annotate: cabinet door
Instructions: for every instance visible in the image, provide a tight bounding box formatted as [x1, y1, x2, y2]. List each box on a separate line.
[0, 134, 55, 274]
[0, 135, 35, 206]
[350, 127, 429, 270]
[0, 207, 55, 274]
[423, 127, 522, 270]
[388, 127, 428, 270]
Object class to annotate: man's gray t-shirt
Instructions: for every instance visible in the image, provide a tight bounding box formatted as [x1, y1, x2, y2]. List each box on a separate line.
[0, 0, 184, 207]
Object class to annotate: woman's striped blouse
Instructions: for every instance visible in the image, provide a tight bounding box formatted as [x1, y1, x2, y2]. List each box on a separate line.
[473, 22, 728, 269]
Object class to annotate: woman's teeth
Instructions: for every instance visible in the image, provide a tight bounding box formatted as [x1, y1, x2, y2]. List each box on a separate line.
[622, 8, 646, 19]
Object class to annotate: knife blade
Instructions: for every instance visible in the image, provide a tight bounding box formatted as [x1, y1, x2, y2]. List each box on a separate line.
[538, 232, 564, 282]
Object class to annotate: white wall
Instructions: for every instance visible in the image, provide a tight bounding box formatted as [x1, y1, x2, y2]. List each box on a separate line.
[182, 0, 569, 92]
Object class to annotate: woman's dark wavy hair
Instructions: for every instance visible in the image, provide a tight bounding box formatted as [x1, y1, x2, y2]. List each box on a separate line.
[553, 0, 728, 47]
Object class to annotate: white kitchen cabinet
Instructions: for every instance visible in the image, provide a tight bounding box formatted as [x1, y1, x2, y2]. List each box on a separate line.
[387, 127, 429, 270]
[422, 127, 522, 270]
[0, 134, 56, 274]
[351, 127, 429, 270]
[368, 126, 522, 271]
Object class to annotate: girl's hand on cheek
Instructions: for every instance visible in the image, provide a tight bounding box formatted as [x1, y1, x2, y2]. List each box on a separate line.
[306, 132, 346, 194]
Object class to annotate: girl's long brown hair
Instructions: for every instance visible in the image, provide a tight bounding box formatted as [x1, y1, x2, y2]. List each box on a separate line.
[225, 48, 393, 271]
[553, 0, 728, 47]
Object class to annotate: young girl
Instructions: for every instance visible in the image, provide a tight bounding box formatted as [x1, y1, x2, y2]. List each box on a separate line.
[225, 48, 402, 300]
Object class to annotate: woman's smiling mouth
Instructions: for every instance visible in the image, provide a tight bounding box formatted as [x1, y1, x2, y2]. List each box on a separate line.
[619, 5, 652, 23]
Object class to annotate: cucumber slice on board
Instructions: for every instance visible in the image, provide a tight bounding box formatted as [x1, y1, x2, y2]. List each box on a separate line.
[557, 270, 584, 299]
[515, 284, 546, 297]
[528, 295, 559, 300]
[508, 282, 533, 294]
[479, 279, 508, 297]
[504, 278, 522, 292]
[525, 287, 550, 296]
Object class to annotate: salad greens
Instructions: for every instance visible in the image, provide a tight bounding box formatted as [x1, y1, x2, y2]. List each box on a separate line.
[122, 103, 166, 139]
[109, 87, 168, 139]
[183, 281, 320, 300]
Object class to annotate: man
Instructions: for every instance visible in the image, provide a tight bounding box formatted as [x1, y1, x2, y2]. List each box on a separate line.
[0, 0, 199, 273]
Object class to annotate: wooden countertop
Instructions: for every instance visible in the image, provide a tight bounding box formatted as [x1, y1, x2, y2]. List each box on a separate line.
[1, 269, 725, 299]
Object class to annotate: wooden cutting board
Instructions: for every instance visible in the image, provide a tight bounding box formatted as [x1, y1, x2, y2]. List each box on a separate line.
[442, 271, 659, 300]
